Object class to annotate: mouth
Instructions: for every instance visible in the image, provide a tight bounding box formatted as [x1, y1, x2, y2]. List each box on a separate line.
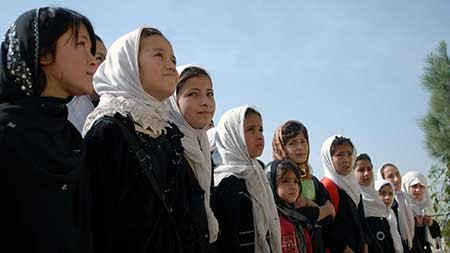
[87, 72, 94, 77]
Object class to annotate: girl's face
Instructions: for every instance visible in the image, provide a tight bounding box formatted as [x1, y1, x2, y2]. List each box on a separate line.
[383, 166, 402, 191]
[277, 170, 300, 204]
[354, 159, 373, 186]
[93, 40, 107, 70]
[40, 24, 96, 97]
[177, 75, 215, 129]
[331, 143, 353, 176]
[244, 113, 264, 159]
[379, 184, 394, 207]
[284, 132, 309, 165]
[409, 183, 426, 201]
[138, 35, 178, 101]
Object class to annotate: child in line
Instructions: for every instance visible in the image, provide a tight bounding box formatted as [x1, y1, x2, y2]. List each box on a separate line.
[211, 105, 281, 253]
[375, 179, 404, 253]
[267, 160, 313, 253]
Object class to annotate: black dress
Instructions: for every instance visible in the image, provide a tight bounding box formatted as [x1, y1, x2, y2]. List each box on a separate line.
[0, 97, 91, 253]
[84, 114, 210, 253]
[212, 176, 255, 253]
[323, 189, 366, 253]
[412, 221, 442, 253]
[366, 216, 394, 253]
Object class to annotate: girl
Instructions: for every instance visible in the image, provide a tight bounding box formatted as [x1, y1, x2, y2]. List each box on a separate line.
[354, 153, 394, 252]
[272, 120, 335, 253]
[82, 26, 185, 252]
[67, 34, 107, 132]
[167, 64, 219, 251]
[320, 135, 368, 253]
[267, 160, 313, 253]
[375, 180, 404, 253]
[211, 105, 281, 253]
[0, 7, 96, 252]
[377, 163, 415, 252]
[402, 171, 442, 253]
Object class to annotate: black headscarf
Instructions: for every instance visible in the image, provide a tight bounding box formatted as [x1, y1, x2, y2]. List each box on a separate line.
[266, 160, 312, 253]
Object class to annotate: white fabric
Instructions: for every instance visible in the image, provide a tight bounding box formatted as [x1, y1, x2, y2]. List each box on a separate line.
[167, 64, 219, 243]
[212, 105, 281, 253]
[67, 95, 94, 133]
[375, 180, 403, 253]
[83, 25, 169, 136]
[376, 164, 415, 248]
[402, 170, 434, 216]
[320, 135, 361, 205]
[359, 183, 388, 218]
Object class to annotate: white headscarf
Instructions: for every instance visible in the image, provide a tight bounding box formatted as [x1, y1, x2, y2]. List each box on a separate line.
[376, 164, 415, 249]
[213, 105, 281, 253]
[402, 170, 434, 217]
[321, 135, 361, 205]
[374, 180, 403, 253]
[167, 64, 219, 243]
[83, 25, 170, 136]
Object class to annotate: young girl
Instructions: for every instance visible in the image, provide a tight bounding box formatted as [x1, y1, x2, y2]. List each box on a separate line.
[375, 180, 404, 253]
[272, 120, 334, 253]
[267, 160, 313, 253]
[354, 153, 395, 252]
[402, 171, 442, 253]
[82, 26, 185, 252]
[211, 105, 281, 253]
[320, 135, 368, 253]
[0, 7, 96, 252]
[377, 163, 415, 252]
[167, 64, 219, 251]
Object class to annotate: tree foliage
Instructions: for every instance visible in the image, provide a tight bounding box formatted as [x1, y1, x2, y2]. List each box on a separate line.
[421, 41, 450, 245]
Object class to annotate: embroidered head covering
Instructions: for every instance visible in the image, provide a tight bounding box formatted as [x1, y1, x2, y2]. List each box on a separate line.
[83, 25, 171, 136]
[167, 64, 219, 243]
[376, 163, 415, 248]
[321, 134, 361, 205]
[272, 120, 312, 178]
[213, 105, 281, 253]
[374, 180, 404, 253]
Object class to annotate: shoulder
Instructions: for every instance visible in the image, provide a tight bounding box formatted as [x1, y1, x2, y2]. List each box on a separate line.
[85, 113, 134, 141]
[216, 176, 247, 196]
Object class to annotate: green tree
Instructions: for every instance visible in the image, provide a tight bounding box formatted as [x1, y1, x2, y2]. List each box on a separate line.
[421, 40, 450, 246]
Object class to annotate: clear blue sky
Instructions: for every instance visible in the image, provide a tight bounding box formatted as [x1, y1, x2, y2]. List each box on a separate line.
[3, 1, 450, 179]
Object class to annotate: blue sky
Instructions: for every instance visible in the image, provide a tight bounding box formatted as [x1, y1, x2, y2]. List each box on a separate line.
[2, 1, 449, 179]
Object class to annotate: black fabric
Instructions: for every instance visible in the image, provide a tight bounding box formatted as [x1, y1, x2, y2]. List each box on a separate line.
[84, 113, 210, 253]
[412, 221, 442, 253]
[323, 189, 366, 253]
[266, 160, 311, 253]
[366, 217, 392, 253]
[0, 96, 91, 253]
[212, 176, 255, 253]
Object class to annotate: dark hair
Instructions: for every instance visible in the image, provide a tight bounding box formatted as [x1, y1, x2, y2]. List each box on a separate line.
[244, 107, 261, 119]
[355, 153, 373, 168]
[94, 34, 103, 43]
[276, 160, 302, 187]
[38, 7, 96, 91]
[379, 163, 398, 179]
[176, 66, 212, 94]
[140, 27, 163, 39]
[330, 136, 354, 156]
[281, 120, 309, 144]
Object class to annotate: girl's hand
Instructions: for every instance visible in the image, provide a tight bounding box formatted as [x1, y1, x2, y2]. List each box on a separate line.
[295, 196, 308, 208]
[423, 216, 433, 226]
[324, 200, 336, 217]
[415, 216, 424, 226]
[342, 246, 354, 253]
[362, 243, 368, 253]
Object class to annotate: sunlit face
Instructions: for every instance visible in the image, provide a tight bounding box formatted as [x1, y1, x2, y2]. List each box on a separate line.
[331, 143, 354, 176]
[379, 184, 394, 207]
[177, 75, 215, 129]
[40, 24, 95, 97]
[93, 40, 107, 70]
[138, 35, 178, 101]
[277, 170, 300, 204]
[409, 183, 426, 201]
[354, 159, 373, 186]
[244, 113, 264, 159]
[284, 133, 309, 165]
[383, 165, 402, 191]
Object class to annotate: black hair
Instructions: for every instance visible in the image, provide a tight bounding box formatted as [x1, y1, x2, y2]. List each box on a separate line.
[276, 160, 302, 187]
[281, 120, 309, 144]
[330, 136, 354, 156]
[379, 163, 398, 179]
[94, 34, 103, 43]
[244, 107, 261, 119]
[176, 66, 212, 94]
[140, 27, 164, 40]
[38, 7, 96, 91]
[355, 153, 373, 168]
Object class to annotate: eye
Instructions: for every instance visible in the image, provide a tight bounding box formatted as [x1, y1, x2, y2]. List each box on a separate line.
[207, 91, 214, 97]
[154, 53, 163, 58]
[259, 127, 263, 133]
[187, 91, 198, 96]
[77, 41, 86, 47]
[294, 179, 300, 184]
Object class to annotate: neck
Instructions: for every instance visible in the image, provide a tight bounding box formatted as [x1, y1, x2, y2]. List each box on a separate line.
[40, 79, 69, 98]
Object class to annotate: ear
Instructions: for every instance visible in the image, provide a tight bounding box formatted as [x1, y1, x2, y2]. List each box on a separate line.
[39, 53, 53, 66]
